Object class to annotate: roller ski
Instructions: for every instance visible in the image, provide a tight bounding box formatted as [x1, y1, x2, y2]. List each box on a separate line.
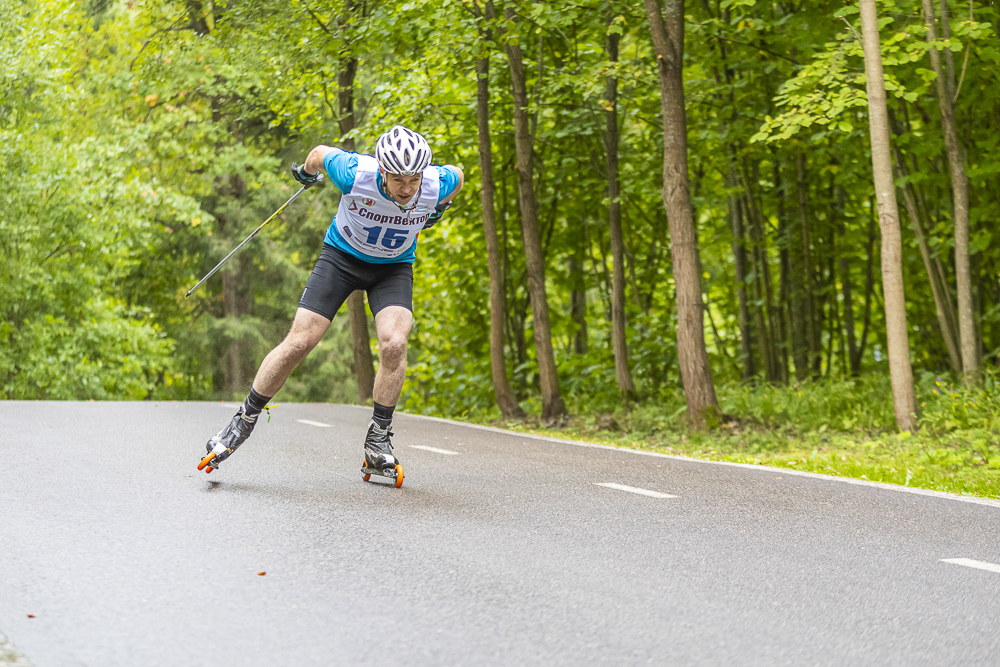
[361, 420, 404, 488]
[198, 406, 258, 473]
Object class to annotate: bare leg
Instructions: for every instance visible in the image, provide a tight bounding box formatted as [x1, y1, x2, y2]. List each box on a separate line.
[372, 306, 413, 406]
[252, 308, 331, 397]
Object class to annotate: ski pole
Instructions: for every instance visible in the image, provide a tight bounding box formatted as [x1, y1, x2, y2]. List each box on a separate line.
[185, 174, 322, 297]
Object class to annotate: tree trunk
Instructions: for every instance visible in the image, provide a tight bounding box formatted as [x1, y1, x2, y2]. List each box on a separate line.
[214, 174, 254, 397]
[922, 0, 976, 378]
[860, 0, 917, 430]
[892, 148, 963, 372]
[900, 105, 962, 327]
[853, 199, 878, 374]
[741, 159, 780, 383]
[605, 19, 638, 403]
[795, 153, 820, 377]
[222, 250, 254, 396]
[755, 161, 781, 383]
[346, 293, 374, 402]
[644, 0, 719, 427]
[716, 16, 753, 380]
[785, 159, 808, 381]
[839, 246, 857, 375]
[772, 155, 789, 383]
[938, 0, 957, 97]
[824, 220, 838, 377]
[496, 151, 528, 398]
[338, 55, 376, 404]
[570, 241, 588, 354]
[728, 162, 754, 380]
[837, 185, 861, 376]
[475, 7, 525, 419]
[593, 223, 613, 319]
[503, 4, 566, 421]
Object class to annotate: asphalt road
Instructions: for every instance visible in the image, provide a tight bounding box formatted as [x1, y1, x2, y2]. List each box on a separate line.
[2, 401, 1000, 666]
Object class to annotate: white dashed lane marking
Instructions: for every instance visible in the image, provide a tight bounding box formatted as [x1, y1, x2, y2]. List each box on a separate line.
[940, 558, 1000, 574]
[410, 445, 459, 456]
[297, 419, 331, 428]
[594, 483, 678, 499]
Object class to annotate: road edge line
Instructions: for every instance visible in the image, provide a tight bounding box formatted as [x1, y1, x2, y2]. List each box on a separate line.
[371, 407, 1000, 510]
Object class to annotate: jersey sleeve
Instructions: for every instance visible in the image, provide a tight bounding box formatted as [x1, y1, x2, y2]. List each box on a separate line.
[436, 165, 461, 203]
[322, 148, 359, 195]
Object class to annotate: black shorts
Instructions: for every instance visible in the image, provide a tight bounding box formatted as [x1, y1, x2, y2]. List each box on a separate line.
[298, 244, 414, 320]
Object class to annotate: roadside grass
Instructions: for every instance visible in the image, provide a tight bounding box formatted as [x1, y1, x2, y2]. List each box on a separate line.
[0, 632, 30, 667]
[450, 371, 1000, 500]
[486, 419, 1000, 500]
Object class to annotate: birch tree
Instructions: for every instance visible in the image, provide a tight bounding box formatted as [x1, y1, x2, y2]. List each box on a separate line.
[860, 0, 917, 431]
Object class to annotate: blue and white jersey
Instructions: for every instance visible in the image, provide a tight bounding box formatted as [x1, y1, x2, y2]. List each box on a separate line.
[322, 149, 461, 264]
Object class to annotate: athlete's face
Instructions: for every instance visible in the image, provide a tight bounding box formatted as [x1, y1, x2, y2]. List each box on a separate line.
[383, 171, 422, 204]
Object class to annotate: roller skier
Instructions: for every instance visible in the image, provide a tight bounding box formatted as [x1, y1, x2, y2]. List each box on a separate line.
[199, 126, 464, 487]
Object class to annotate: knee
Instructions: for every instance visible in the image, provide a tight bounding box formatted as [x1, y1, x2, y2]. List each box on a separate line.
[283, 332, 319, 359]
[379, 335, 408, 365]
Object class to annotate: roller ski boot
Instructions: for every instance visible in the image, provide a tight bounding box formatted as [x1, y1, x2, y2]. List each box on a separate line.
[198, 406, 258, 473]
[361, 420, 404, 488]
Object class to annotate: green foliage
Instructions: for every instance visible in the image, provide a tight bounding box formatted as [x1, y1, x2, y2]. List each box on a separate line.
[753, 6, 996, 143]
[0, 0, 198, 399]
[917, 370, 1000, 433]
[721, 374, 898, 431]
[1, 301, 174, 399]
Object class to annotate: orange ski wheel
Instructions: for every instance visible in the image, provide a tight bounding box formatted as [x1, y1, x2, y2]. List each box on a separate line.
[198, 453, 216, 471]
[394, 465, 404, 488]
[362, 460, 371, 482]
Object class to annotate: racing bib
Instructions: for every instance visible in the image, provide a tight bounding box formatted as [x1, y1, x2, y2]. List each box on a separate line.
[333, 155, 440, 260]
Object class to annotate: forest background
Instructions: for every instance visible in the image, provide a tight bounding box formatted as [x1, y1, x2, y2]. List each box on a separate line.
[3, 0, 1000, 495]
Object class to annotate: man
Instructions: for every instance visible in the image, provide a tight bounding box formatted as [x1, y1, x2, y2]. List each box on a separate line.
[200, 125, 464, 485]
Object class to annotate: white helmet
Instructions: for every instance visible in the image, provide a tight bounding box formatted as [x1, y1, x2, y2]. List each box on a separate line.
[375, 125, 432, 175]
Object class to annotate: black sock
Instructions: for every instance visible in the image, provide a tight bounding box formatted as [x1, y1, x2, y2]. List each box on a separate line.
[372, 402, 395, 428]
[244, 387, 272, 416]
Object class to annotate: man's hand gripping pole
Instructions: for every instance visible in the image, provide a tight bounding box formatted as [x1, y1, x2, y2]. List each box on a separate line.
[185, 166, 323, 298]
